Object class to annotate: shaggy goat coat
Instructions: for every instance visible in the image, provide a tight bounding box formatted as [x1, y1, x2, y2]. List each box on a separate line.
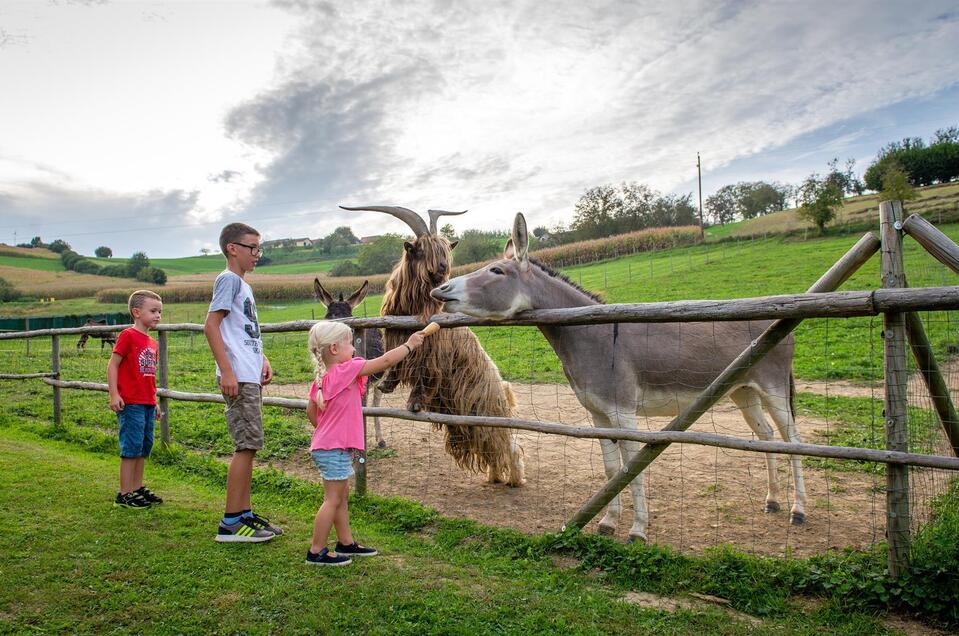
[381, 234, 525, 485]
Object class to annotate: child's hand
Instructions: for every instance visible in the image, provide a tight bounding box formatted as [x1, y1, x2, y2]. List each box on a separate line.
[110, 394, 125, 413]
[406, 332, 425, 351]
[261, 357, 273, 385]
[219, 371, 239, 397]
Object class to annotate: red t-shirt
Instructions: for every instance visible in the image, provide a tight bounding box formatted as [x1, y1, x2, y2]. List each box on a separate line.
[112, 327, 158, 405]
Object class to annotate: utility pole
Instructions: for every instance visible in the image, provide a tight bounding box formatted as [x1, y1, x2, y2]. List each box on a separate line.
[697, 152, 705, 240]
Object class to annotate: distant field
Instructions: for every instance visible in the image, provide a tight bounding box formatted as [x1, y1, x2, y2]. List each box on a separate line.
[0, 254, 65, 272]
[91, 254, 225, 276]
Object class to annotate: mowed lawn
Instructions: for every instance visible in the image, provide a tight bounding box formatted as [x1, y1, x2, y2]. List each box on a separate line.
[0, 426, 796, 636]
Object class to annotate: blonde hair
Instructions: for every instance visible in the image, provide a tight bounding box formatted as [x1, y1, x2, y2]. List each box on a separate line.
[128, 289, 161, 318]
[308, 321, 352, 410]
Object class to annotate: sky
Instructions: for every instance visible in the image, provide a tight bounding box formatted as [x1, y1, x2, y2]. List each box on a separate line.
[0, 0, 957, 258]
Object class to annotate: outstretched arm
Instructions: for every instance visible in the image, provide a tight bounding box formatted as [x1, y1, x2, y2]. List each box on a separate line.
[360, 331, 425, 376]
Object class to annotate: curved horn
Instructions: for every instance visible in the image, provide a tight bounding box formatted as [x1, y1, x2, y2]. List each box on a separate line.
[340, 205, 428, 237]
[427, 209, 467, 234]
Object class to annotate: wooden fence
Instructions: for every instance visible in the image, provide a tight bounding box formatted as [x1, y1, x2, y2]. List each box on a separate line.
[2, 206, 959, 578]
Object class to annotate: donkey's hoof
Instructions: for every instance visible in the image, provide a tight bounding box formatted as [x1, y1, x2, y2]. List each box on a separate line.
[790, 511, 806, 525]
[507, 478, 526, 488]
[764, 501, 781, 514]
[597, 523, 616, 536]
[377, 440, 387, 449]
[627, 533, 647, 544]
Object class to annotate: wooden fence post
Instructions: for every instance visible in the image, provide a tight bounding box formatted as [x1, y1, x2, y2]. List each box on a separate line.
[51, 334, 61, 426]
[880, 200, 911, 578]
[25, 318, 30, 356]
[355, 333, 368, 496]
[158, 330, 171, 446]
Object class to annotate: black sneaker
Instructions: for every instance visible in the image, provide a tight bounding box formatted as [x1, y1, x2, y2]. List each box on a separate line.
[215, 518, 274, 543]
[335, 541, 378, 557]
[114, 491, 151, 509]
[135, 486, 163, 505]
[248, 512, 283, 536]
[305, 548, 352, 566]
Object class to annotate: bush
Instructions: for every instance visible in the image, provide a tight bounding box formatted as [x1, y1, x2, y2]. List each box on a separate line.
[0, 276, 19, 301]
[127, 252, 150, 278]
[47, 239, 71, 254]
[330, 260, 362, 277]
[73, 260, 101, 275]
[455, 230, 504, 264]
[99, 264, 129, 278]
[357, 234, 406, 274]
[136, 266, 167, 285]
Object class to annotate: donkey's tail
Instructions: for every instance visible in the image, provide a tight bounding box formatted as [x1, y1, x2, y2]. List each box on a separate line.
[789, 371, 796, 419]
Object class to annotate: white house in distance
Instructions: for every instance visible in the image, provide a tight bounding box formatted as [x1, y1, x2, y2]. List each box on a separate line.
[262, 237, 314, 249]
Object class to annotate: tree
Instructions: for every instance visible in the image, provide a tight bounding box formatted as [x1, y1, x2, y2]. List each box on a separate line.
[736, 181, 790, 218]
[357, 234, 405, 274]
[440, 223, 456, 241]
[797, 173, 843, 234]
[29, 236, 43, 248]
[571, 184, 621, 239]
[200, 248, 212, 256]
[705, 185, 738, 225]
[825, 158, 864, 197]
[48, 239, 71, 254]
[330, 260, 362, 277]
[95, 246, 112, 258]
[127, 252, 150, 278]
[879, 161, 918, 203]
[455, 230, 503, 264]
[136, 267, 167, 285]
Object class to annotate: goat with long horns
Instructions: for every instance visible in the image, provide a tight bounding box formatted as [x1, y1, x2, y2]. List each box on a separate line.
[340, 205, 526, 486]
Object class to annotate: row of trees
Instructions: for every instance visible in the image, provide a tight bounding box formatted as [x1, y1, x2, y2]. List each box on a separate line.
[60, 247, 167, 285]
[863, 127, 959, 191]
[560, 183, 698, 243]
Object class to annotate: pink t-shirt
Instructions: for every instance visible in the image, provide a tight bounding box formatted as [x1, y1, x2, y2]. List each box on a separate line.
[309, 357, 368, 451]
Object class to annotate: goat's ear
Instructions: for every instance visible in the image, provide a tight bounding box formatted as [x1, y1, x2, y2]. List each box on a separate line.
[313, 278, 333, 306]
[512, 213, 530, 271]
[449, 240, 458, 250]
[346, 280, 370, 308]
[403, 241, 417, 255]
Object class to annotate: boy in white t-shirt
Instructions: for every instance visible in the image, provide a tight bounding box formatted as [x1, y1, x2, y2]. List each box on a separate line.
[204, 222, 281, 543]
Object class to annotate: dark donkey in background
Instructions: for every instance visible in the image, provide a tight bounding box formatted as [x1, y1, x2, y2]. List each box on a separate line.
[313, 279, 388, 448]
[432, 212, 806, 542]
[77, 318, 118, 350]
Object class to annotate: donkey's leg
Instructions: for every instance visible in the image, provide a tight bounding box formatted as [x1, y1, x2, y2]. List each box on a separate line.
[609, 410, 648, 543]
[729, 387, 782, 514]
[591, 412, 624, 536]
[372, 386, 386, 448]
[761, 391, 807, 525]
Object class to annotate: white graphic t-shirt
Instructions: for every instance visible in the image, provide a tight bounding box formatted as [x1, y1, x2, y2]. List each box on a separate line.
[208, 270, 264, 384]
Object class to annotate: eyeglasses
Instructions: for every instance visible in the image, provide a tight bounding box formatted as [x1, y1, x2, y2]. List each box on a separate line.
[231, 241, 262, 257]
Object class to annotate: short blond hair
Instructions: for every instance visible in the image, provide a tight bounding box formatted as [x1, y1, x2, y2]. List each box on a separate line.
[128, 289, 162, 318]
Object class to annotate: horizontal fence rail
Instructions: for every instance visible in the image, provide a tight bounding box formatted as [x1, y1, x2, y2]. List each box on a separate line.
[38, 378, 959, 472]
[4, 286, 959, 340]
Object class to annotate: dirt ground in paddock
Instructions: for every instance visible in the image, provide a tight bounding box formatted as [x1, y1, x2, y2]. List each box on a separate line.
[264, 366, 959, 558]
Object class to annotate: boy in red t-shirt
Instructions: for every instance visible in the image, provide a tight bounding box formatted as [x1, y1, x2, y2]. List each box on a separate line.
[107, 290, 163, 509]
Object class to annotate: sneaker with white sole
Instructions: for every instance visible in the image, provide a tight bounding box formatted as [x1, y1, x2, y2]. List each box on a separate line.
[135, 486, 163, 505]
[305, 548, 352, 566]
[335, 541, 378, 557]
[215, 518, 274, 543]
[114, 491, 151, 509]
[248, 512, 283, 536]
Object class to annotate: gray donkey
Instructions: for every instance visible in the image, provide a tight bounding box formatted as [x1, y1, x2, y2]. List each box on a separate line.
[431, 213, 806, 542]
[313, 278, 388, 448]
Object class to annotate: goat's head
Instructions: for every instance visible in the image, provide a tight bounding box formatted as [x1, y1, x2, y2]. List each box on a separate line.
[314, 278, 370, 320]
[340, 205, 464, 288]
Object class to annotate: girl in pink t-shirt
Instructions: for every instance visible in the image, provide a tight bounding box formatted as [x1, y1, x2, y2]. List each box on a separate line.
[304, 320, 426, 566]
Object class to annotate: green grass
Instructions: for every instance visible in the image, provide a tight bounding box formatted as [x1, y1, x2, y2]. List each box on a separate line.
[90, 255, 226, 276]
[0, 420, 937, 634]
[0, 254, 66, 271]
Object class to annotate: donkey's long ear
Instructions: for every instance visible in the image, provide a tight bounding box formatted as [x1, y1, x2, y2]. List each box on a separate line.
[313, 278, 334, 306]
[346, 280, 370, 309]
[503, 238, 516, 259]
[512, 213, 530, 271]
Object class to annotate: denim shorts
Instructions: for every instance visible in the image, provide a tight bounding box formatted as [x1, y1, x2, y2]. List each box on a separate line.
[118, 404, 156, 458]
[310, 449, 355, 481]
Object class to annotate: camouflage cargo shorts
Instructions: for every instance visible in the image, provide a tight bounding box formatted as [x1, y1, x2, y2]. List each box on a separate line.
[224, 382, 264, 451]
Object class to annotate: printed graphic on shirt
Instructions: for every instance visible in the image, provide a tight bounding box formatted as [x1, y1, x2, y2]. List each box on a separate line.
[138, 347, 157, 376]
[243, 297, 261, 340]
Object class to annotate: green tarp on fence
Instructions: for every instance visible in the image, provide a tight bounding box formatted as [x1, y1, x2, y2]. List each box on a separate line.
[0, 312, 130, 333]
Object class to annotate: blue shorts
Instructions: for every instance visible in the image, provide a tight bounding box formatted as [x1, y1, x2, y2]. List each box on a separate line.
[118, 404, 156, 458]
[310, 449, 355, 481]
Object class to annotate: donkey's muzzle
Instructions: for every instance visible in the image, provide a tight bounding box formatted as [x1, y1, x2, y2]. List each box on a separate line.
[430, 284, 456, 302]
